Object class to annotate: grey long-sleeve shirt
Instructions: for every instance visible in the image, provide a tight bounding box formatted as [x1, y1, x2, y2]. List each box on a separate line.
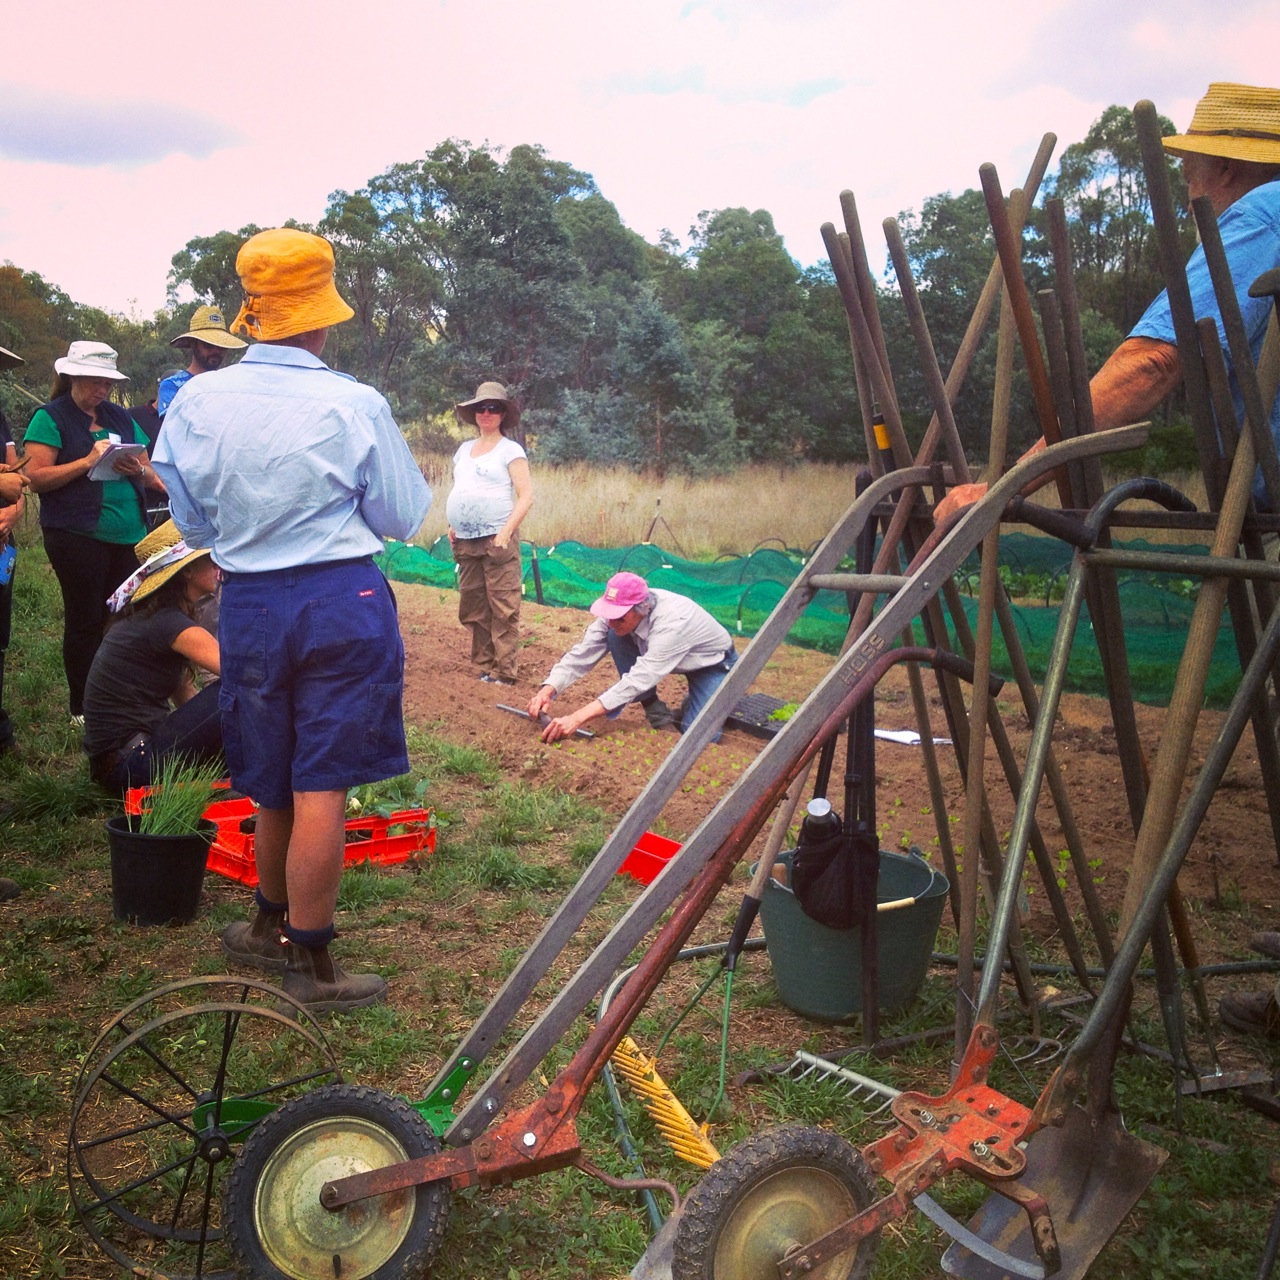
[544, 589, 733, 712]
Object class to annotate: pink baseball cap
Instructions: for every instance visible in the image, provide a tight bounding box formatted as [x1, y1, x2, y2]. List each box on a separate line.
[590, 572, 649, 620]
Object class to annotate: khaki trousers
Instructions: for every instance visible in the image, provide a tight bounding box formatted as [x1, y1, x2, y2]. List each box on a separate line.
[454, 535, 523, 680]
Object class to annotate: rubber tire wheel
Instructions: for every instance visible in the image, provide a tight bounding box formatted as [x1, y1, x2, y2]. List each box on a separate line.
[222, 1083, 450, 1280]
[672, 1124, 879, 1280]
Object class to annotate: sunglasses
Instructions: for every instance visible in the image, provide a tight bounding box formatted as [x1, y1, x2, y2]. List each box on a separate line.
[476, 402, 506, 415]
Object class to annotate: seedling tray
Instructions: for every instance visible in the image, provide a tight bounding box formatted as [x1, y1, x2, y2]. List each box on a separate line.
[124, 784, 436, 888]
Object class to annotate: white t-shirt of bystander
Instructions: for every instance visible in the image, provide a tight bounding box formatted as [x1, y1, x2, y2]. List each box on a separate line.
[446, 436, 528, 539]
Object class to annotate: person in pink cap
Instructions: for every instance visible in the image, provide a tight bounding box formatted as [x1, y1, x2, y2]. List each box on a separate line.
[527, 571, 737, 743]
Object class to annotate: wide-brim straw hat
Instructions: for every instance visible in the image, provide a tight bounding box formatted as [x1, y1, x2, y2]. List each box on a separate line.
[171, 303, 247, 350]
[0, 345, 23, 372]
[129, 519, 212, 604]
[54, 340, 128, 381]
[1163, 82, 1280, 164]
[230, 229, 354, 342]
[455, 380, 517, 427]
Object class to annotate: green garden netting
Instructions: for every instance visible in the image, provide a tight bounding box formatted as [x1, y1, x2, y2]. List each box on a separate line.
[377, 532, 1242, 709]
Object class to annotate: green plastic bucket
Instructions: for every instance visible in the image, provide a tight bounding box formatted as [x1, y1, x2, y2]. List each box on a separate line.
[757, 847, 948, 1022]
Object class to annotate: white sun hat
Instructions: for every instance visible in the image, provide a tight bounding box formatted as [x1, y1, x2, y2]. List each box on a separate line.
[53, 340, 129, 381]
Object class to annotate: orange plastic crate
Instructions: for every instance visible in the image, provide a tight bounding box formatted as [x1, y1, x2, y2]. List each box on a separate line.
[124, 783, 436, 888]
[618, 831, 682, 885]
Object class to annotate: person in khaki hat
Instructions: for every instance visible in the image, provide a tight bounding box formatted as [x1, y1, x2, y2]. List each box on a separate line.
[447, 380, 533, 684]
[937, 81, 1280, 525]
[157, 304, 247, 417]
[153, 228, 432, 1015]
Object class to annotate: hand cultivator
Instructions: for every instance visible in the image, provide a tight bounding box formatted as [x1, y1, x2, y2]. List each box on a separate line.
[71, 98, 1280, 1280]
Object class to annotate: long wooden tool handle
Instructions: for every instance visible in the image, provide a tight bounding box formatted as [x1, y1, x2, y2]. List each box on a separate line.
[980, 164, 1071, 509]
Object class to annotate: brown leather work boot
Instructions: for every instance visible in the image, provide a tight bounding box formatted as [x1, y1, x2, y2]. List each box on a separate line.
[1250, 931, 1280, 961]
[220, 909, 288, 973]
[1218, 990, 1280, 1040]
[280, 943, 387, 1015]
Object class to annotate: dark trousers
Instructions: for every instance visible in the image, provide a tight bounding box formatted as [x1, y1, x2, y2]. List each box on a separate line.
[42, 528, 139, 715]
[97, 681, 225, 793]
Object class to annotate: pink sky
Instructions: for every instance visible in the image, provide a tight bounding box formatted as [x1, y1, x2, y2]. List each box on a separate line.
[2, 0, 1276, 316]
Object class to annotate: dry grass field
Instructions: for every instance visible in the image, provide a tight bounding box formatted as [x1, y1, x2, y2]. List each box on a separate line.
[411, 447, 1215, 557]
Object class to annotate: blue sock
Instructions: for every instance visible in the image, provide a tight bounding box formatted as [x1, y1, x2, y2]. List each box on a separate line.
[254, 888, 288, 915]
[284, 922, 335, 951]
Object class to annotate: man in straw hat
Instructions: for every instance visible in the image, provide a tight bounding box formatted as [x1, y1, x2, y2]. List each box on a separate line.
[937, 80, 1280, 523]
[935, 83, 1280, 1036]
[157, 304, 247, 417]
[154, 228, 431, 1014]
[527, 571, 738, 742]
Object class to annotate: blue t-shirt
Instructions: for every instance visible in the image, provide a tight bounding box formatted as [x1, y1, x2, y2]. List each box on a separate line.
[1130, 178, 1280, 507]
[157, 369, 193, 416]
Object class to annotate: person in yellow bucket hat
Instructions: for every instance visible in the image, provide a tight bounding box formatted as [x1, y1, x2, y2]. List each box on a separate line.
[936, 80, 1280, 524]
[157, 304, 247, 417]
[153, 228, 432, 1015]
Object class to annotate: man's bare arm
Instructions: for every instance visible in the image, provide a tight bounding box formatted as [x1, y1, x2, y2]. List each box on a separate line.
[1090, 336, 1182, 430]
[933, 336, 1180, 522]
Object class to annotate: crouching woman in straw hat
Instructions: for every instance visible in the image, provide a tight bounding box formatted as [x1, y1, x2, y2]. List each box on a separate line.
[447, 381, 533, 685]
[83, 520, 223, 793]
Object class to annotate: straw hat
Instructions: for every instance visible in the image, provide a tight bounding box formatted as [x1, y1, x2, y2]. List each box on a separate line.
[0, 345, 23, 373]
[127, 520, 211, 605]
[54, 341, 128, 381]
[1163, 83, 1280, 164]
[455, 380, 517, 428]
[230, 229, 355, 342]
[170, 304, 247, 351]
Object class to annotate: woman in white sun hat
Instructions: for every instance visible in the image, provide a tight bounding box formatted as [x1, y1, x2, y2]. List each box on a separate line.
[24, 341, 162, 723]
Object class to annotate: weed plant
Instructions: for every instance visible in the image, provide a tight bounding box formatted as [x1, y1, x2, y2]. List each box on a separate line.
[131, 752, 223, 835]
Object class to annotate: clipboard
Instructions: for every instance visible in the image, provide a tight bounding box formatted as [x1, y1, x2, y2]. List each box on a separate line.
[88, 441, 147, 481]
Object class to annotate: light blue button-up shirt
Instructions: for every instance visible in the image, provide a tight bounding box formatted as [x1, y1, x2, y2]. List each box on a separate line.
[1130, 177, 1280, 508]
[153, 345, 431, 573]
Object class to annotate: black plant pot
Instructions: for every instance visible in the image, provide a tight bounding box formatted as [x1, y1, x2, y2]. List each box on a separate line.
[106, 815, 216, 926]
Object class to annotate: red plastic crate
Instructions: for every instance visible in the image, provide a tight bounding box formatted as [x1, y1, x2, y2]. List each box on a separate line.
[618, 831, 682, 886]
[124, 783, 436, 887]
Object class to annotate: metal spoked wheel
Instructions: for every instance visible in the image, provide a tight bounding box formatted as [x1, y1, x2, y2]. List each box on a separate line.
[672, 1124, 880, 1280]
[67, 976, 342, 1279]
[222, 1082, 452, 1280]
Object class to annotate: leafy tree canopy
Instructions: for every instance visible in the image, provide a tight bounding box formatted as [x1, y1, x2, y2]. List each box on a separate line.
[2, 107, 1202, 474]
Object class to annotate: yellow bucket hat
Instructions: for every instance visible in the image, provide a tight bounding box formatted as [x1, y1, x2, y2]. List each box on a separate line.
[1163, 82, 1280, 165]
[230, 229, 355, 341]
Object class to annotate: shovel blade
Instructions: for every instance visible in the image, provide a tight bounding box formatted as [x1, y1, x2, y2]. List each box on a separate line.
[630, 1208, 681, 1280]
[942, 1105, 1167, 1280]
